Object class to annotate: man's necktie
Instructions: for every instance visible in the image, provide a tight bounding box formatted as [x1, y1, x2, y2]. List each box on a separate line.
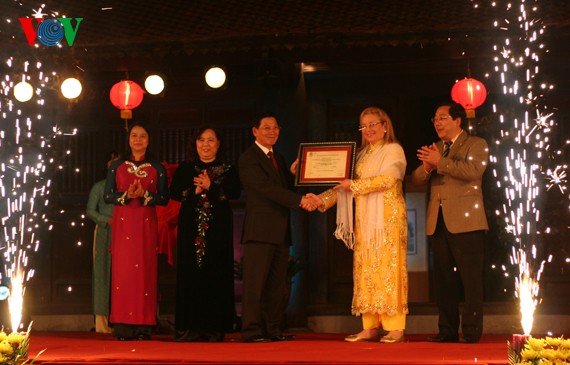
[267, 151, 278, 170]
[442, 141, 452, 157]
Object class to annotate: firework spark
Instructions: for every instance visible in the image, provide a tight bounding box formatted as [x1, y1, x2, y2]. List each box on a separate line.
[486, 0, 568, 335]
[0, 59, 54, 332]
[545, 166, 567, 194]
[1, 7, 76, 332]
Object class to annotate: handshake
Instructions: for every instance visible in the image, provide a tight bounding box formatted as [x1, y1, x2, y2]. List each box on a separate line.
[299, 193, 323, 212]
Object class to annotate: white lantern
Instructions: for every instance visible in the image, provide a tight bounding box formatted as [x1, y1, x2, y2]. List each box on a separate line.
[14, 81, 34, 102]
[205, 67, 226, 89]
[144, 74, 165, 95]
[61, 78, 83, 99]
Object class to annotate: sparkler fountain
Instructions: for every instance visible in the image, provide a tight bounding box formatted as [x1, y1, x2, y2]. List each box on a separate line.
[1, 57, 55, 333]
[1, 4, 77, 336]
[481, 0, 567, 353]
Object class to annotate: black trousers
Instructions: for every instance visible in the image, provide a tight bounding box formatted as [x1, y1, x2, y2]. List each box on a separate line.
[240, 241, 289, 340]
[430, 210, 485, 339]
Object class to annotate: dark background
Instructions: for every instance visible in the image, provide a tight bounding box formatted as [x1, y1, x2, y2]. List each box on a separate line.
[1, 0, 568, 329]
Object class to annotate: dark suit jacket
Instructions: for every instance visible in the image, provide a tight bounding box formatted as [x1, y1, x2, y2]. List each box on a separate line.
[411, 131, 489, 235]
[238, 143, 301, 245]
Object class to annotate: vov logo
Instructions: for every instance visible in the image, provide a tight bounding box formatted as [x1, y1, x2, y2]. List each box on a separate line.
[19, 16, 83, 47]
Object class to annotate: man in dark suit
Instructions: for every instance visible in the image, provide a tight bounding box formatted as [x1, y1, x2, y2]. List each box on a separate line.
[238, 114, 315, 343]
[411, 102, 489, 343]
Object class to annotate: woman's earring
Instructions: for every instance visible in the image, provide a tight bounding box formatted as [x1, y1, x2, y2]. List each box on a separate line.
[384, 129, 387, 133]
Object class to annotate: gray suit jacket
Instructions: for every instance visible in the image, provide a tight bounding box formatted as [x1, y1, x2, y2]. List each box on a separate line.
[238, 143, 301, 245]
[411, 131, 489, 235]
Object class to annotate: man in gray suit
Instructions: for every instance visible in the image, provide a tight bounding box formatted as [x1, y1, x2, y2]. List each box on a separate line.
[411, 102, 489, 343]
[238, 113, 315, 343]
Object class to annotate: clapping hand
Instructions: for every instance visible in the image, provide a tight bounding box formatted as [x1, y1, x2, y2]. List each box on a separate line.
[417, 143, 439, 172]
[194, 170, 211, 194]
[127, 179, 144, 199]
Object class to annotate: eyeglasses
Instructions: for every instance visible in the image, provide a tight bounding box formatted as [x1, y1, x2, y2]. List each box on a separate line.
[358, 121, 383, 131]
[258, 126, 281, 132]
[431, 115, 452, 124]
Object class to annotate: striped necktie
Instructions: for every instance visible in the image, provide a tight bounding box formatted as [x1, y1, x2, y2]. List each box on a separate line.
[442, 141, 452, 157]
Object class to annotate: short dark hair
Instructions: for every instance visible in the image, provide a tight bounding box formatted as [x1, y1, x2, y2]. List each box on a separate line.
[438, 101, 465, 121]
[251, 112, 279, 129]
[187, 124, 224, 162]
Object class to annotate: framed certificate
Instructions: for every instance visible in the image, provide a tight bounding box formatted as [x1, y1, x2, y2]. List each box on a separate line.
[295, 142, 357, 186]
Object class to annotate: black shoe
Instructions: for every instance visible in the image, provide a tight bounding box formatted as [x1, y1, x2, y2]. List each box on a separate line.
[426, 334, 459, 343]
[174, 330, 189, 342]
[200, 331, 224, 342]
[113, 324, 135, 340]
[174, 330, 200, 342]
[460, 337, 480, 344]
[271, 334, 296, 342]
[244, 335, 271, 343]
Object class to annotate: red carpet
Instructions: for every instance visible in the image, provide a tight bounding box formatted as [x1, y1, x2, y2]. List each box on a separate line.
[27, 332, 509, 365]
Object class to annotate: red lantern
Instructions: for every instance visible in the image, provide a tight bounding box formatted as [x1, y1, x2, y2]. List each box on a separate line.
[109, 80, 144, 120]
[451, 77, 487, 119]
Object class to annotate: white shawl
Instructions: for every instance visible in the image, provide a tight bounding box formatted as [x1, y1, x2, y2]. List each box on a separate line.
[335, 143, 406, 251]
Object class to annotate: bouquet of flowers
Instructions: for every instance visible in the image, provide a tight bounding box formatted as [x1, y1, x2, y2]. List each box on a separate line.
[508, 336, 570, 365]
[0, 323, 42, 365]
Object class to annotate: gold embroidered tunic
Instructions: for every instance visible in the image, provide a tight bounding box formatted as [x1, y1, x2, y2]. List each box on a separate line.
[319, 142, 408, 317]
